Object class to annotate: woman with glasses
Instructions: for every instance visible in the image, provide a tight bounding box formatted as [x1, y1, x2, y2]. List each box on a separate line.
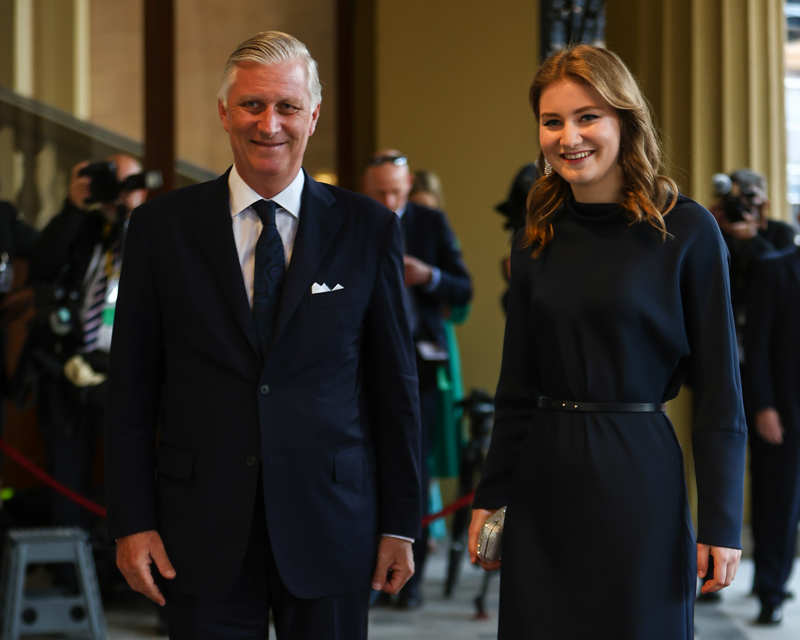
[467, 45, 746, 639]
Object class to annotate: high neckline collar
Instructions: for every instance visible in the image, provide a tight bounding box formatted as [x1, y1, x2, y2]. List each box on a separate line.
[566, 195, 625, 223]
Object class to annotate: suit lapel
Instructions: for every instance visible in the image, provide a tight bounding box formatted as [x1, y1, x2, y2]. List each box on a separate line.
[272, 173, 341, 344]
[190, 170, 259, 356]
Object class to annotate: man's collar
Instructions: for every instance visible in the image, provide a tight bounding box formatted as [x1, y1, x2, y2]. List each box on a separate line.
[228, 165, 305, 218]
[395, 202, 408, 219]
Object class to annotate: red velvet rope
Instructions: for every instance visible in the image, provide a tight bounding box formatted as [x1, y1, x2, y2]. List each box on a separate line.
[0, 437, 107, 518]
[1, 436, 475, 526]
[421, 490, 475, 526]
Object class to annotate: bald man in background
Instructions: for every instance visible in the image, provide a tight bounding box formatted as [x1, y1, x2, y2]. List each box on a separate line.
[363, 150, 472, 608]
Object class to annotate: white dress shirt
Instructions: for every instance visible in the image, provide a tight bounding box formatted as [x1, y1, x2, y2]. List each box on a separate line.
[226, 165, 414, 544]
[228, 164, 303, 308]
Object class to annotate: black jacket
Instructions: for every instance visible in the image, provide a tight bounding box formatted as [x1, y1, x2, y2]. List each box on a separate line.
[400, 201, 472, 351]
[106, 171, 422, 599]
[745, 246, 800, 434]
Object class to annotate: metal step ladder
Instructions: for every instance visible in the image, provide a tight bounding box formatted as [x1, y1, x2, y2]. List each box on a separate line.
[1, 527, 106, 639]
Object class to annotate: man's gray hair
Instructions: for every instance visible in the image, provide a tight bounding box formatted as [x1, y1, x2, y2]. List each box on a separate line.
[218, 31, 322, 108]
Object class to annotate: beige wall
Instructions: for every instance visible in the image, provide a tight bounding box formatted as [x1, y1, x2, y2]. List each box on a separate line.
[375, 0, 539, 394]
[90, 0, 143, 141]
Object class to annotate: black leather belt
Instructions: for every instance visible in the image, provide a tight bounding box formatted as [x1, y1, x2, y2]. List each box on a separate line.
[536, 396, 665, 413]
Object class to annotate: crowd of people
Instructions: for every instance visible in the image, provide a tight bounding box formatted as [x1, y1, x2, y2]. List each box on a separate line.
[0, 28, 798, 640]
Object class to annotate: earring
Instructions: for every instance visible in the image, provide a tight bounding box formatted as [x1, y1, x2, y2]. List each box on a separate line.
[544, 159, 552, 177]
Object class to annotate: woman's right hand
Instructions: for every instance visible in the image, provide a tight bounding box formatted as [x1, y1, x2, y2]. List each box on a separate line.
[468, 508, 502, 571]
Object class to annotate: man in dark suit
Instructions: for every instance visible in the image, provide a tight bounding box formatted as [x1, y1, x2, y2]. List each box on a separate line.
[745, 240, 800, 626]
[363, 151, 472, 607]
[106, 32, 421, 639]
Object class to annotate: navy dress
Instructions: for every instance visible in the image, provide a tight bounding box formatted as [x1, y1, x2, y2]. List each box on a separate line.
[474, 196, 747, 639]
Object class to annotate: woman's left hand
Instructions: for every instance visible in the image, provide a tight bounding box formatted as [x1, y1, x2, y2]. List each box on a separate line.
[697, 543, 741, 593]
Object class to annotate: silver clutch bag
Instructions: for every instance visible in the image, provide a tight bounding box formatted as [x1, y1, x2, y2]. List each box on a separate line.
[476, 506, 507, 563]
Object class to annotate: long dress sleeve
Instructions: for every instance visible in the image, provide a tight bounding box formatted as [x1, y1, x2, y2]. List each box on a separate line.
[680, 209, 747, 549]
[473, 239, 536, 509]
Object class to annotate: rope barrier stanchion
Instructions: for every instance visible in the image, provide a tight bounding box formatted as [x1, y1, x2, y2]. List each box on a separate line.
[0, 436, 107, 518]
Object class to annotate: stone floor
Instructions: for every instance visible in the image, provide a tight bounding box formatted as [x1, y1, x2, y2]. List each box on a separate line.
[9, 550, 800, 638]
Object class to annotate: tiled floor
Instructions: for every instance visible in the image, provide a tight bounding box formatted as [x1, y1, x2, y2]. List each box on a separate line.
[10, 550, 800, 638]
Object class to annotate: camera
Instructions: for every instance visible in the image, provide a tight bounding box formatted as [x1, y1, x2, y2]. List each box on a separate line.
[712, 172, 761, 223]
[78, 160, 163, 205]
[720, 194, 751, 223]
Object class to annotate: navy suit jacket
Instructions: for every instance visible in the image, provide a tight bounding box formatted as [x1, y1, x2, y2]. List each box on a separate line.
[400, 202, 472, 351]
[745, 246, 800, 435]
[106, 170, 422, 599]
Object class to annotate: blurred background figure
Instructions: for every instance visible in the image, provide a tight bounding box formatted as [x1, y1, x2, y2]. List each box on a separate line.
[494, 163, 539, 313]
[23, 154, 155, 533]
[710, 168, 798, 360]
[363, 150, 473, 609]
[410, 170, 445, 210]
[0, 196, 38, 455]
[706, 168, 799, 609]
[744, 220, 800, 625]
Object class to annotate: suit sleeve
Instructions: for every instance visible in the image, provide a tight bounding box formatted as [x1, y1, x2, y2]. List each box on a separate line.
[681, 208, 747, 549]
[363, 213, 422, 539]
[419, 209, 472, 306]
[744, 256, 781, 413]
[473, 239, 535, 509]
[105, 207, 163, 539]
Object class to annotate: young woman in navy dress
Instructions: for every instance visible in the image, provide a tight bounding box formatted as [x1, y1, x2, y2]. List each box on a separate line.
[468, 45, 746, 639]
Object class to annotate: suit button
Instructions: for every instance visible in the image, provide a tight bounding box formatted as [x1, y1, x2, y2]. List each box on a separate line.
[260, 384, 270, 395]
[246, 456, 257, 467]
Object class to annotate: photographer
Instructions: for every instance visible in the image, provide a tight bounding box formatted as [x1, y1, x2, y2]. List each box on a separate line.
[704, 168, 798, 610]
[27, 154, 151, 530]
[710, 169, 797, 360]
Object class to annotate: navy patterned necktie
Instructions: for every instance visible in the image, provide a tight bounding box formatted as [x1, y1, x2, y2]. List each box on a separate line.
[251, 199, 286, 355]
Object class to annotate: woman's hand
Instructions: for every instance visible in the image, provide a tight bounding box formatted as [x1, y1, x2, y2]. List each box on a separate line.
[468, 508, 502, 571]
[697, 543, 741, 594]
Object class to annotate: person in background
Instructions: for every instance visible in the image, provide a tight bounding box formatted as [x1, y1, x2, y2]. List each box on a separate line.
[468, 44, 746, 639]
[363, 151, 472, 609]
[744, 212, 800, 625]
[28, 154, 146, 531]
[703, 168, 798, 604]
[494, 163, 539, 313]
[0, 197, 38, 435]
[410, 170, 445, 210]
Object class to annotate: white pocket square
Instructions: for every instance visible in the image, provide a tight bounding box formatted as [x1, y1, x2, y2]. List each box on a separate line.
[311, 282, 344, 294]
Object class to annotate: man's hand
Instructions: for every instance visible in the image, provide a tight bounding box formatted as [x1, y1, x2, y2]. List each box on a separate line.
[755, 407, 784, 445]
[697, 543, 741, 594]
[67, 161, 91, 209]
[116, 530, 176, 606]
[468, 509, 501, 571]
[371, 536, 414, 594]
[403, 255, 433, 287]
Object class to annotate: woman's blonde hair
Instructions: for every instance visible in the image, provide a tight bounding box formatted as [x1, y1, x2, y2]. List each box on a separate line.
[525, 44, 677, 256]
